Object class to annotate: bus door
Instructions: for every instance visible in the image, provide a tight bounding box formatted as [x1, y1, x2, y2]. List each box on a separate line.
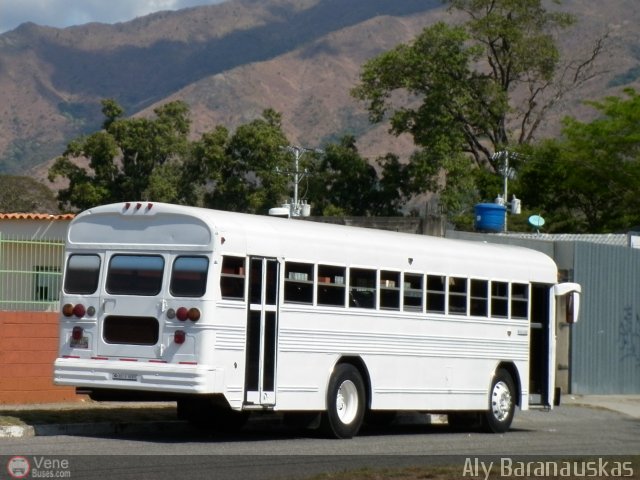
[96, 253, 166, 360]
[529, 284, 552, 407]
[529, 282, 581, 407]
[245, 257, 279, 406]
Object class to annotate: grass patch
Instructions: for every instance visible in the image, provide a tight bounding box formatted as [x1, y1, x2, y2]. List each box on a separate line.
[306, 466, 459, 479]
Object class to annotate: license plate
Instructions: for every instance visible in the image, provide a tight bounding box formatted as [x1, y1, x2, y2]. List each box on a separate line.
[112, 372, 138, 382]
[70, 336, 88, 349]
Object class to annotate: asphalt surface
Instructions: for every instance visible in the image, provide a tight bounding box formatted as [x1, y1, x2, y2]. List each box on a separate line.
[0, 394, 638, 438]
[1, 397, 638, 480]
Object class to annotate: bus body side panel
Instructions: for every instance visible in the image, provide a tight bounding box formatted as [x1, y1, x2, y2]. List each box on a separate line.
[274, 307, 529, 413]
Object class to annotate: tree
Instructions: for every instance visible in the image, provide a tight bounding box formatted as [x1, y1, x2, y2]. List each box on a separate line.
[307, 136, 409, 216]
[0, 176, 59, 213]
[186, 109, 291, 214]
[518, 88, 640, 232]
[48, 99, 191, 211]
[352, 0, 604, 213]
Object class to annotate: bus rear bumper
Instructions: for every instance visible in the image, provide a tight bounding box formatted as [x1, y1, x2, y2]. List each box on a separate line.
[53, 357, 222, 395]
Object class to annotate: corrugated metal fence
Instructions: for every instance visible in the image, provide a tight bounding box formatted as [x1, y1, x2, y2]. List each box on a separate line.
[0, 234, 65, 312]
[571, 242, 640, 394]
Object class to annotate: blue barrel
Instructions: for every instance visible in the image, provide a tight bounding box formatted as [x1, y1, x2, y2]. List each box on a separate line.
[474, 203, 506, 232]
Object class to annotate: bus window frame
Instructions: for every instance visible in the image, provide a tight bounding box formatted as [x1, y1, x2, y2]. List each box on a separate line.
[470, 278, 489, 317]
[511, 282, 529, 319]
[220, 255, 247, 301]
[448, 276, 468, 316]
[317, 264, 346, 307]
[170, 255, 210, 298]
[349, 267, 377, 309]
[379, 270, 401, 311]
[426, 274, 446, 314]
[403, 272, 424, 313]
[491, 280, 509, 318]
[64, 253, 102, 295]
[106, 254, 165, 297]
[284, 261, 315, 305]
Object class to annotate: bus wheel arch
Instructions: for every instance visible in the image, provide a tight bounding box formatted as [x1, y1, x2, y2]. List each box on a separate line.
[495, 361, 522, 408]
[483, 365, 518, 433]
[321, 357, 369, 439]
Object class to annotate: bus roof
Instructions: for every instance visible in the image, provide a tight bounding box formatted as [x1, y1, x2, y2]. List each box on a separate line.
[68, 202, 558, 283]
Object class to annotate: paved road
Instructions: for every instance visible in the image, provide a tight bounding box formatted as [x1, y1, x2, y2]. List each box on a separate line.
[1, 405, 638, 479]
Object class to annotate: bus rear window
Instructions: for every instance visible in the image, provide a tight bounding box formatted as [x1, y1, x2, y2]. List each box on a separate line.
[106, 255, 164, 296]
[171, 256, 209, 297]
[64, 254, 101, 294]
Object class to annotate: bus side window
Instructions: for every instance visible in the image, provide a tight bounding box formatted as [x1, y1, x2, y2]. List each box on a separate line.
[426, 275, 445, 313]
[284, 262, 314, 304]
[403, 273, 423, 312]
[171, 256, 209, 297]
[511, 283, 529, 319]
[220, 256, 246, 300]
[491, 281, 509, 317]
[470, 279, 488, 317]
[317, 265, 346, 307]
[448, 277, 468, 315]
[380, 270, 400, 310]
[349, 268, 376, 309]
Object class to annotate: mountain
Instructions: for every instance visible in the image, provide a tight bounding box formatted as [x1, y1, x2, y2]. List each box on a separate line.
[0, 0, 638, 178]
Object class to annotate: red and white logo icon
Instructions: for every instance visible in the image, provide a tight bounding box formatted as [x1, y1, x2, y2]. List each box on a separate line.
[6, 456, 30, 479]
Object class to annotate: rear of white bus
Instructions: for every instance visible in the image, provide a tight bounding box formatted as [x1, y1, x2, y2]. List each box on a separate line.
[53, 202, 222, 402]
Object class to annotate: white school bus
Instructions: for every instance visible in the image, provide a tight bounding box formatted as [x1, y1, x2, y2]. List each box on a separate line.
[54, 202, 580, 438]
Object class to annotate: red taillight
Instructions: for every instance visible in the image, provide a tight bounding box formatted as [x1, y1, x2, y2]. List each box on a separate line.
[187, 308, 200, 322]
[176, 307, 188, 321]
[73, 304, 86, 317]
[174, 330, 186, 344]
[72, 326, 83, 341]
[62, 303, 86, 318]
[170, 306, 201, 322]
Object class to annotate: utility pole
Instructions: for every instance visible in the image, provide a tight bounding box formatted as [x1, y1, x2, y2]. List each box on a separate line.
[278, 145, 323, 217]
[492, 151, 521, 232]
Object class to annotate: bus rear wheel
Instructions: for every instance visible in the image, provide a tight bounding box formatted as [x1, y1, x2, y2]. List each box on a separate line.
[321, 364, 365, 439]
[482, 368, 516, 433]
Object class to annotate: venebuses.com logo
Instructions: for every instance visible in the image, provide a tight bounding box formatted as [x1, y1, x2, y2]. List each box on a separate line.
[6, 455, 71, 478]
[6, 456, 30, 479]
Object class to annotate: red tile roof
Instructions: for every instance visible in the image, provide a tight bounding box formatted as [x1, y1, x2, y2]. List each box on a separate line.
[0, 213, 75, 220]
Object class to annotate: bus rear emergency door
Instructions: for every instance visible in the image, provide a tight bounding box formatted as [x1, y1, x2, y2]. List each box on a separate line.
[245, 257, 279, 406]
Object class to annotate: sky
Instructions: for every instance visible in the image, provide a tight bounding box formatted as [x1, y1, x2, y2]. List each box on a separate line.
[0, 0, 229, 34]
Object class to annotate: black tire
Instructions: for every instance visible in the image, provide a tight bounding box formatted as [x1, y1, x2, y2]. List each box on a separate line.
[320, 364, 366, 439]
[482, 368, 516, 433]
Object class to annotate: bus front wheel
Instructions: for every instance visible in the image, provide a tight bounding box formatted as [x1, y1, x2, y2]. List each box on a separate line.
[321, 364, 365, 439]
[483, 368, 516, 433]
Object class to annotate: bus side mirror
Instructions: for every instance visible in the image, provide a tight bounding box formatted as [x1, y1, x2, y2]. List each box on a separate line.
[566, 291, 580, 324]
[554, 282, 581, 324]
